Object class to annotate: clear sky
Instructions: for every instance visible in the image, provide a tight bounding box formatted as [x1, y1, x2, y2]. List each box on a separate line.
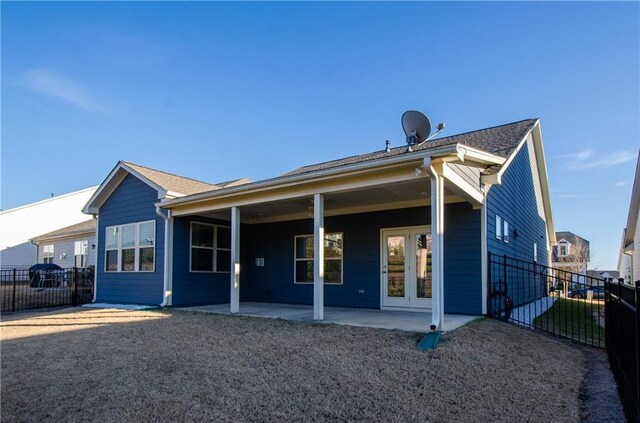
[1, 2, 638, 269]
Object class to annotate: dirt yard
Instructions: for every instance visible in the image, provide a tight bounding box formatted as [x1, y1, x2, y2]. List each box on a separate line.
[1, 308, 585, 422]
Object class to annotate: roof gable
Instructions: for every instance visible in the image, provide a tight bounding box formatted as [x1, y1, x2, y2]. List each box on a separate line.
[83, 161, 241, 214]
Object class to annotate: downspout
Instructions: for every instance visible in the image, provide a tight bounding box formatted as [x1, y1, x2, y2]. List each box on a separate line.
[155, 206, 173, 307]
[29, 240, 39, 263]
[423, 156, 444, 331]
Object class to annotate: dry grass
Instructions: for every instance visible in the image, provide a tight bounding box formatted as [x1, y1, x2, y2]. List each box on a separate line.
[1, 308, 584, 422]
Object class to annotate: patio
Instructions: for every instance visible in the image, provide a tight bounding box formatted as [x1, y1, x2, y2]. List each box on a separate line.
[178, 302, 478, 332]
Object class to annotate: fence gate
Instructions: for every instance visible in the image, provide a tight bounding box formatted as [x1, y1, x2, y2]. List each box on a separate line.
[487, 253, 605, 348]
[1, 267, 94, 313]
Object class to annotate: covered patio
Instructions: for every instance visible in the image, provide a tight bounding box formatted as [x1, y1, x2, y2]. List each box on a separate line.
[178, 302, 478, 332]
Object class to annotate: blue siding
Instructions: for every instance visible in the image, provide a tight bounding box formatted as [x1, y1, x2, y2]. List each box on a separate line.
[171, 204, 482, 314]
[96, 174, 164, 305]
[487, 141, 549, 266]
[171, 216, 231, 306]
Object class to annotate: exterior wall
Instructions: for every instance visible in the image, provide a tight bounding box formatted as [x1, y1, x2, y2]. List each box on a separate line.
[0, 187, 97, 267]
[487, 137, 549, 266]
[171, 216, 231, 306]
[171, 203, 483, 315]
[95, 174, 164, 305]
[37, 235, 97, 268]
[634, 206, 640, 283]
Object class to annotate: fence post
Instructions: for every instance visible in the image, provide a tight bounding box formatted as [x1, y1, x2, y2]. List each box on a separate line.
[12, 268, 17, 312]
[71, 267, 78, 306]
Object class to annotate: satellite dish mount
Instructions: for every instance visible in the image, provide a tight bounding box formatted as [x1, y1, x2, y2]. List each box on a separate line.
[401, 110, 445, 152]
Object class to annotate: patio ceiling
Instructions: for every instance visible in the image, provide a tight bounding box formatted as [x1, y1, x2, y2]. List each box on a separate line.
[191, 178, 462, 224]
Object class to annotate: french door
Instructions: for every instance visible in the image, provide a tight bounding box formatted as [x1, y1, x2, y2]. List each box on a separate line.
[381, 227, 432, 309]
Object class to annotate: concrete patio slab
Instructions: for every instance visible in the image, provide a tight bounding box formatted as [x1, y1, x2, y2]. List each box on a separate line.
[177, 302, 478, 332]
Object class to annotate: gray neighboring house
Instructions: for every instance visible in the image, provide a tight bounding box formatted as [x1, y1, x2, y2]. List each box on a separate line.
[30, 219, 97, 268]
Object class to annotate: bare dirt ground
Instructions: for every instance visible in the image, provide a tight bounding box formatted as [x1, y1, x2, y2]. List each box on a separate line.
[1, 308, 585, 422]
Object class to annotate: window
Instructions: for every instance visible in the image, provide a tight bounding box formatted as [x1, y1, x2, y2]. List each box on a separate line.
[294, 233, 343, 284]
[190, 222, 231, 272]
[105, 221, 155, 272]
[43, 245, 54, 264]
[503, 221, 509, 243]
[495, 216, 502, 240]
[558, 242, 569, 257]
[533, 243, 538, 262]
[74, 240, 88, 267]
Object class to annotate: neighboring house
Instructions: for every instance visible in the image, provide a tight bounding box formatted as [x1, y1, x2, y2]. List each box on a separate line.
[618, 152, 640, 284]
[30, 219, 97, 268]
[83, 118, 555, 330]
[0, 187, 98, 268]
[552, 231, 590, 274]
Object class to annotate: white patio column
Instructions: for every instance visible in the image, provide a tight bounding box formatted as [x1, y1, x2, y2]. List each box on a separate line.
[313, 193, 324, 321]
[230, 206, 241, 314]
[425, 157, 445, 331]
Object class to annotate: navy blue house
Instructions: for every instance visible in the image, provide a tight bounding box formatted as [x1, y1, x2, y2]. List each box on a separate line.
[83, 118, 555, 330]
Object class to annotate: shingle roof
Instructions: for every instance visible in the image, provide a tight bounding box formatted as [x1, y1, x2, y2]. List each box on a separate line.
[31, 219, 96, 242]
[283, 119, 538, 177]
[122, 161, 224, 195]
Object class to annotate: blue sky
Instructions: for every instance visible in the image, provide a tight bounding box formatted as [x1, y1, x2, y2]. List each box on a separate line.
[1, 2, 638, 269]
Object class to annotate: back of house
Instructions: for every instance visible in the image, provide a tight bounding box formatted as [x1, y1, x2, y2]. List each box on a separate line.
[83, 117, 555, 330]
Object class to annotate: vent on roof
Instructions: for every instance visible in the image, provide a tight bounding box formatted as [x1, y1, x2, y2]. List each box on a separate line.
[401, 110, 445, 152]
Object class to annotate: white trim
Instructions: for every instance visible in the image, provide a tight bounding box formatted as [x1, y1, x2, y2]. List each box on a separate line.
[424, 156, 445, 330]
[230, 207, 240, 314]
[156, 206, 173, 307]
[503, 220, 509, 243]
[93, 216, 99, 302]
[161, 145, 461, 210]
[313, 193, 324, 321]
[104, 220, 156, 273]
[496, 215, 502, 240]
[83, 162, 168, 214]
[188, 221, 231, 273]
[441, 163, 484, 205]
[380, 226, 432, 310]
[480, 203, 488, 315]
[293, 233, 344, 285]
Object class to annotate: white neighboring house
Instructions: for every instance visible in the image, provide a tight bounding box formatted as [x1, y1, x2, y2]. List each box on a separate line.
[0, 187, 98, 268]
[30, 219, 97, 268]
[618, 153, 639, 284]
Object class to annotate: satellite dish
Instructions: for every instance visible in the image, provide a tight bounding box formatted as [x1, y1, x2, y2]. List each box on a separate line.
[401, 110, 432, 149]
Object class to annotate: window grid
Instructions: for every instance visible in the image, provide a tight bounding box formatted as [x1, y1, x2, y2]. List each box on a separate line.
[104, 221, 155, 273]
[294, 233, 343, 285]
[189, 221, 231, 273]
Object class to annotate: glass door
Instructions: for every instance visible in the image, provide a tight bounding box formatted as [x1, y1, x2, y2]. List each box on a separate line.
[381, 227, 432, 309]
[382, 231, 410, 307]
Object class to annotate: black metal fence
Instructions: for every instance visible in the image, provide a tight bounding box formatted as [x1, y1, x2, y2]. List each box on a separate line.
[488, 253, 605, 348]
[0, 267, 94, 313]
[605, 279, 639, 423]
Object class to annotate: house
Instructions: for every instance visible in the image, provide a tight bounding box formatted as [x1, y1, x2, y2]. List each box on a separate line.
[618, 152, 640, 284]
[552, 231, 590, 274]
[83, 118, 555, 330]
[0, 187, 98, 268]
[30, 219, 97, 268]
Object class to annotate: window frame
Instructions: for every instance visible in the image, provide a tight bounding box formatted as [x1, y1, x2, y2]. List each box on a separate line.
[495, 215, 502, 240]
[189, 221, 231, 273]
[293, 232, 344, 285]
[503, 220, 509, 243]
[558, 242, 569, 257]
[104, 220, 156, 273]
[74, 240, 88, 268]
[533, 242, 538, 262]
[43, 244, 54, 264]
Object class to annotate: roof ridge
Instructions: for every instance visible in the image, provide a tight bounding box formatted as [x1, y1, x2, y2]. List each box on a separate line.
[286, 118, 538, 175]
[121, 161, 219, 187]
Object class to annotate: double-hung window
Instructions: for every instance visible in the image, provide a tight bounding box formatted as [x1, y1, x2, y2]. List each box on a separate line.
[503, 221, 509, 243]
[294, 233, 343, 284]
[74, 240, 88, 267]
[190, 222, 231, 272]
[495, 216, 502, 240]
[104, 221, 155, 272]
[43, 245, 54, 264]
